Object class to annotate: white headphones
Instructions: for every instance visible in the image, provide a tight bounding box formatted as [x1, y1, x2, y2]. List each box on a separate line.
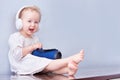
[15, 5, 41, 30]
[16, 6, 27, 30]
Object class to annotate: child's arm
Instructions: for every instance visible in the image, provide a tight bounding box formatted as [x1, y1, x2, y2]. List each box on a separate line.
[22, 42, 42, 57]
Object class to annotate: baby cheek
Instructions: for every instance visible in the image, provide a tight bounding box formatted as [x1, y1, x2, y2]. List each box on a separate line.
[35, 26, 39, 32]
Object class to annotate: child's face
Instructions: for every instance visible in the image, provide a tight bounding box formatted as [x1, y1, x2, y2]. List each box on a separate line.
[20, 10, 40, 37]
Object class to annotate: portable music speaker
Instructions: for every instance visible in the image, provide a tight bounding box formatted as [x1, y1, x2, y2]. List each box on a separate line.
[32, 48, 62, 59]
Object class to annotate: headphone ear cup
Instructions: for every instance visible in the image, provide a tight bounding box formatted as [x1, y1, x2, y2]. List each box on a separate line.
[16, 19, 23, 30]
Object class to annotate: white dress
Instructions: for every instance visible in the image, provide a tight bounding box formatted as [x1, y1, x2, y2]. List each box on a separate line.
[8, 32, 52, 75]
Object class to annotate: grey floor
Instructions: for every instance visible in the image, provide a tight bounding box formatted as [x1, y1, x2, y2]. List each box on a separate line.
[1, 66, 120, 80]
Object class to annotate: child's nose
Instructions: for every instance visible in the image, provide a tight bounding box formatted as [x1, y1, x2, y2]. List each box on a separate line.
[31, 22, 35, 26]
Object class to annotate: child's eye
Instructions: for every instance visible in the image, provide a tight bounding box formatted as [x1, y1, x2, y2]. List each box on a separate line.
[35, 21, 38, 24]
[28, 20, 32, 23]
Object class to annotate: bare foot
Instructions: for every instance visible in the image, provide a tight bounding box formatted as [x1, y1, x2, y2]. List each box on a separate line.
[68, 75, 75, 80]
[68, 49, 84, 64]
[68, 60, 78, 76]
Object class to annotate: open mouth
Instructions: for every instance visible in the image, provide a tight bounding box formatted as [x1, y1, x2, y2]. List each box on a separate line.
[29, 28, 34, 32]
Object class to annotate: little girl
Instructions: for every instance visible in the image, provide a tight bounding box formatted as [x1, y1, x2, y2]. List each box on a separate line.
[8, 5, 84, 79]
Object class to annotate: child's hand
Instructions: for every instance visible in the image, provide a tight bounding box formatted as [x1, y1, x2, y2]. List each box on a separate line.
[32, 42, 42, 50]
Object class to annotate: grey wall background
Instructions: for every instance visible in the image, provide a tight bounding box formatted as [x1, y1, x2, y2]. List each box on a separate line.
[1, 0, 120, 78]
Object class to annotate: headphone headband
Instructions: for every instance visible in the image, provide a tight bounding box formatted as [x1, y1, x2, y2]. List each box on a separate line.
[16, 5, 37, 20]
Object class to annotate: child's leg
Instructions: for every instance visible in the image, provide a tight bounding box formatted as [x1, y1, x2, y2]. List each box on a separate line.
[49, 60, 78, 74]
[51, 60, 78, 79]
[52, 68, 76, 80]
[43, 49, 84, 74]
[43, 58, 68, 73]
[52, 66, 68, 74]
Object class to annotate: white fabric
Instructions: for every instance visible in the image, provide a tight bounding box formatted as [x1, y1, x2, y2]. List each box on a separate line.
[8, 32, 52, 75]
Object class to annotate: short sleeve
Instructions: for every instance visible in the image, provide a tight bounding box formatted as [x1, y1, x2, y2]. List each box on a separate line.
[8, 34, 24, 61]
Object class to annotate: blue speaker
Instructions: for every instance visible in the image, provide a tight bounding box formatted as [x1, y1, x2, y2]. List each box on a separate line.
[32, 48, 62, 59]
